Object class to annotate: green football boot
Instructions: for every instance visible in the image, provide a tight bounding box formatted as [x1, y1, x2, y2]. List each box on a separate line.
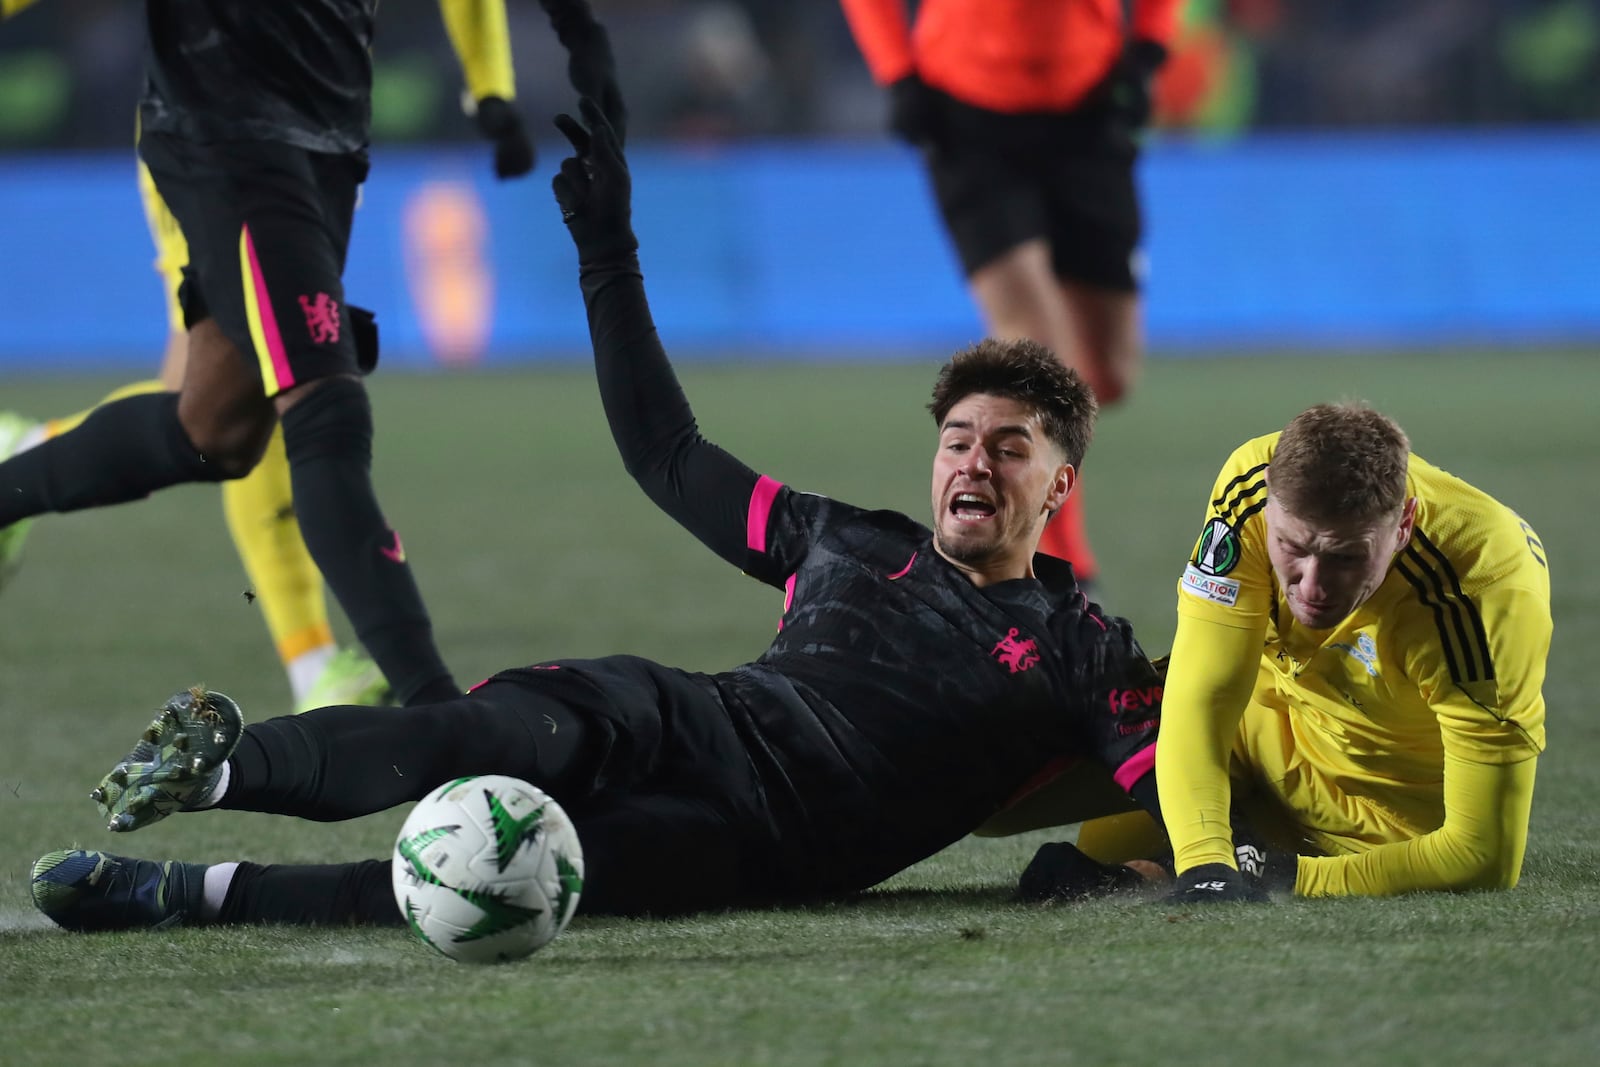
[92, 687, 244, 832]
[295, 647, 391, 714]
[0, 412, 40, 593]
[31, 850, 206, 932]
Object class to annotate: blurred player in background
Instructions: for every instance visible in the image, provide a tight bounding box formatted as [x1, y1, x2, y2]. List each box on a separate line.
[840, 0, 1183, 590]
[1023, 402, 1551, 901]
[29, 101, 1171, 929]
[0, 0, 624, 710]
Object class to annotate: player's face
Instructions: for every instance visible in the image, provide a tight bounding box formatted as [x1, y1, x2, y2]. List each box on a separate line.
[931, 393, 1072, 583]
[1265, 495, 1417, 630]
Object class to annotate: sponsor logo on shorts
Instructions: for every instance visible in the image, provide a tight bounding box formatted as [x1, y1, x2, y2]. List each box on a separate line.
[1181, 565, 1240, 607]
[298, 292, 342, 344]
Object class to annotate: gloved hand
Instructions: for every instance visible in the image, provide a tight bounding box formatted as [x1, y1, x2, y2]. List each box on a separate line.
[887, 73, 942, 147]
[1232, 820, 1297, 894]
[474, 95, 536, 179]
[539, 0, 628, 146]
[1017, 841, 1151, 902]
[1166, 862, 1270, 904]
[552, 97, 638, 266]
[1093, 37, 1168, 135]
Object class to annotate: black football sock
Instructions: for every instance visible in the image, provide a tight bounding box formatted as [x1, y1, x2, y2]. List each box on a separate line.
[215, 859, 400, 926]
[0, 392, 224, 525]
[280, 377, 457, 705]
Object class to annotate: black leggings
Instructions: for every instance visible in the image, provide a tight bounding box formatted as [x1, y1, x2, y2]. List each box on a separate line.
[219, 683, 598, 820]
[218, 786, 758, 924]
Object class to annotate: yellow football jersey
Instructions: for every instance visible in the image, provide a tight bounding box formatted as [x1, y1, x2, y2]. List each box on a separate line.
[1159, 432, 1551, 893]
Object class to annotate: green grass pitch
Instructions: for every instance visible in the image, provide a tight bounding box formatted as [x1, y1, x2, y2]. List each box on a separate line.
[1, 350, 1595, 1066]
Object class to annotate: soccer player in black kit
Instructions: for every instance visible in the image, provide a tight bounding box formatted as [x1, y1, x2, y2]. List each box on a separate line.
[30, 100, 1168, 931]
[0, 1, 624, 707]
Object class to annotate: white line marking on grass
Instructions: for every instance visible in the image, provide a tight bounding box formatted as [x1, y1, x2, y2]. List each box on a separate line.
[0, 908, 55, 932]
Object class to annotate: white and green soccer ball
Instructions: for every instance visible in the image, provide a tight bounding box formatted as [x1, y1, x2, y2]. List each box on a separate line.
[392, 774, 584, 964]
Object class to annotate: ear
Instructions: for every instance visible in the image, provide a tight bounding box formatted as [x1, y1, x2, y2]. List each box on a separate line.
[1395, 496, 1418, 551]
[1045, 462, 1076, 513]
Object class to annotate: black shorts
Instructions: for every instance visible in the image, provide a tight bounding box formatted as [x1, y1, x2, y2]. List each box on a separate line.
[477, 656, 786, 915]
[924, 93, 1143, 290]
[138, 132, 373, 398]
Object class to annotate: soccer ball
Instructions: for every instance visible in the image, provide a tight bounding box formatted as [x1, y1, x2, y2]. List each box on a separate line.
[392, 774, 584, 964]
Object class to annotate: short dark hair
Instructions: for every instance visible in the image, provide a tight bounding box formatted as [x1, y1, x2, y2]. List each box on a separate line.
[928, 338, 1097, 467]
[1271, 402, 1410, 522]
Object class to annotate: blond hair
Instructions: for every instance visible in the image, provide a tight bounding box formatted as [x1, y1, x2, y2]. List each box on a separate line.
[1270, 403, 1410, 522]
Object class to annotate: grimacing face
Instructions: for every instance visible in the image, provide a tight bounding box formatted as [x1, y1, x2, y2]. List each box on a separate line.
[930, 393, 1071, 580]
[1264, 493, 1417, 630]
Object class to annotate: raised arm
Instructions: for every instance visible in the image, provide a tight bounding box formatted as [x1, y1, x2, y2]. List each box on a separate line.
[549, 101, 788, 580]
[537, 0, 627, 143]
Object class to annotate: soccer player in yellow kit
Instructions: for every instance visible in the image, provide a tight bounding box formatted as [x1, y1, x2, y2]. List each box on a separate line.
[0, 0, 534, 712]
[1159, 402, 1550, 899]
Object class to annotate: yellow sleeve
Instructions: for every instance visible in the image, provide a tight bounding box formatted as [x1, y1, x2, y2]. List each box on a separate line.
[437, 0, 516, 102]
[1158, 435, 1278, 873]
[1424, 579, 1549, 766]
[1155, 611, 1265, 872]
[3, 0, 46, 18]
[1294, 536, 1547, 895]
[1295, 753, 1536, 895]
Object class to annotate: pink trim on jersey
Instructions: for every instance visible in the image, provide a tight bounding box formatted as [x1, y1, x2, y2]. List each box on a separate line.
[242, 225, 295, 392]
[746, 475, 783, 553]
[886, 551, 917, 580]
[779, 572, 797, 631]
[1113, 744, 1157, 792]
[1081, 592, 1107, 630]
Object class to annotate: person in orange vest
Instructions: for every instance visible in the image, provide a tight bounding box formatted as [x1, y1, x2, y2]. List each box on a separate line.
[842, 0, 1184, 590]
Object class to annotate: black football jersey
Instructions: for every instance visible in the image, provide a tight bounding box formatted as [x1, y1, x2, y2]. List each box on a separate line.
[580, 260, 1163, 893]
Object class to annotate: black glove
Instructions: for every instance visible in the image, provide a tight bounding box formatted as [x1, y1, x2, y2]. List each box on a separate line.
[539, 0, 628, 146]
[1017, 842, 1149, 902]
[1166, 862, 1270, 904]
[1094, 37, 1168, 135]
[1231, 819, 1297, 895]
[552, 97, 638, 266]
[474, 96, 536, 179]
[887, 73, 942, 147]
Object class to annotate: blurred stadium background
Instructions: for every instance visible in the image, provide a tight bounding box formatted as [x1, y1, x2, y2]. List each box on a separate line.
[4, 6, 1599, 1064]
[2, 0, 1598, 366]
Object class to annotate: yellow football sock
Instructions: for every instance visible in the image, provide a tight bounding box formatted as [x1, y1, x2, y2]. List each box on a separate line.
[1074, 811, 1167, 866]
[43, 379, 165, 439]
[221, 426, 334, 666]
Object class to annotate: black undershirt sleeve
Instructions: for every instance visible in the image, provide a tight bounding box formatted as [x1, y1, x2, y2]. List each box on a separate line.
[578, 254, 768, 570]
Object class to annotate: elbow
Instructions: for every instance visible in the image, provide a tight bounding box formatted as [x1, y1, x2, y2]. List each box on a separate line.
[1459, 862, 1521, 893]
[1443, 848, 1523, 893]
